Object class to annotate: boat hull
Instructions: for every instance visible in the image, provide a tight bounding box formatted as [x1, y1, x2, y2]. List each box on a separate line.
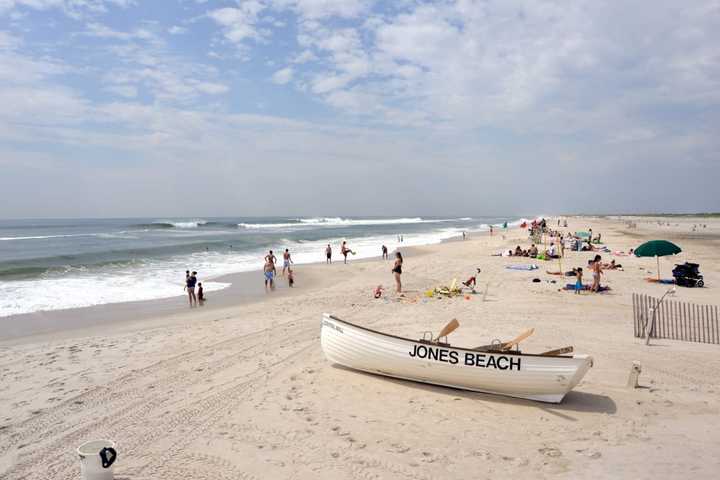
[321, 314, 592, 403]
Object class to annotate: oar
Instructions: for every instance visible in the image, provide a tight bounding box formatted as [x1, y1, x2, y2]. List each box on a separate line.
[500, 328, 534, 351]
[434, 319, 459, 342]
[472, 328, 535, 351]
[539, 346, 573, 356]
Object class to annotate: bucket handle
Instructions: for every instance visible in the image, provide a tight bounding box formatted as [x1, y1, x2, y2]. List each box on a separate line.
[99, 447, 117, 468]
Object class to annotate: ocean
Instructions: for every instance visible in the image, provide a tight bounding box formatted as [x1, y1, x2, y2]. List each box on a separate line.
[0, 216, 522, 317]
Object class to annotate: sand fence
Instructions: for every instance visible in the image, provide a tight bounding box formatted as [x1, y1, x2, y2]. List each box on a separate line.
[633, 292, 720, 344]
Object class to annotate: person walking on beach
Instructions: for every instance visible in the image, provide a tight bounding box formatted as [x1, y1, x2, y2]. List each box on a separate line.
[325, 244, 332, 264]
[186, 271, 198, 306]
[392, 251, 403, 294]
[591, 255, 603, 292]
[490, 225, 494, 236]
[382, 245, 388, 260]
[265, 250, 277, 276]
[264, 259, 275, 291]
[282, 249, 293, 276]
[462, 231, 466, 240]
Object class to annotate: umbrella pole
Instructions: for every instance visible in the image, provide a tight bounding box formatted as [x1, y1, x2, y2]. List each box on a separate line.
[656, 256, 660, 281]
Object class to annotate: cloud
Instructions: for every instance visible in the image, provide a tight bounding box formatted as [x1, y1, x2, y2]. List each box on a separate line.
[0, 0, 135, 19]
[1, 0, 720, 217]
[207, 2, 267, 45]
[271, 66, 293, 84]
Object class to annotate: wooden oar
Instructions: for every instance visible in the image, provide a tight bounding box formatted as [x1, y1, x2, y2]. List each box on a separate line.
[434, 319, 459, 342]
[539, 346, 573, 356]
[500, 328, 534, 351]
[472, 328, 535, 352]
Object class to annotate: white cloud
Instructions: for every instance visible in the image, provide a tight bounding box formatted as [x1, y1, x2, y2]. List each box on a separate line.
[168, 25, 187, 35]
[207, 2, 267, 45]
[271, 66, 293, 84]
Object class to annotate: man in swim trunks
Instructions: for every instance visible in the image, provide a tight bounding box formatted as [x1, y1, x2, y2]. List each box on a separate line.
[265, 250, 277, 276]
[264, 260, 275, 291]
[341, 241, 351, 264]
[382, 245, 388, 260]
[325, 244, 332, 264]
[282, 249, 293, 276]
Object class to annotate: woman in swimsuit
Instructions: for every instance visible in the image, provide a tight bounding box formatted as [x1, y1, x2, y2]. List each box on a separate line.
[392, 252, 403, 293]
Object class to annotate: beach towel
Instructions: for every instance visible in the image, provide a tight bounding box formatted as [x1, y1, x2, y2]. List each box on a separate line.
[564, 284, 611, 292]
[506, 264, 539, 271]
[645, 278, 675, 284]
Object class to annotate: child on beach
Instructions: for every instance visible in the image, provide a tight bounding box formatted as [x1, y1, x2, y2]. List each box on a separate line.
[574, 268, 583, 294]
[288, 268, 294, 287]
[197, 282, 205, 304]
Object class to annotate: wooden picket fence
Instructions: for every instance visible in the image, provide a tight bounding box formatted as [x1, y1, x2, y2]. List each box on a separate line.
[633, 293, 720, 344]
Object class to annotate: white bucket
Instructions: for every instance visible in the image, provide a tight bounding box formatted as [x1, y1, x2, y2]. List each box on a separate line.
[77, 440, 117, 480]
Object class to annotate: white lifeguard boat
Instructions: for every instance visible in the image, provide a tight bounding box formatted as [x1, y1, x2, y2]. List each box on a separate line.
[321, 313, 593, 403]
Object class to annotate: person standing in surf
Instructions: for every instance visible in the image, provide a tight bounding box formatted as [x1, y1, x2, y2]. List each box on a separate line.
[341, 241, 353, 264]
[264, 259, 275, 291]
[325, 244, 332, 264]
[282, 249, 293, 276]
[382, 245, 388, 260]
[186, 271, 198, 306]
[392, 252, 403, 294]
[265, 250, 277, 276]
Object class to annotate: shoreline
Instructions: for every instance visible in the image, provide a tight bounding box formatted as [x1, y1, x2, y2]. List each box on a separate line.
[0, 240, 440, 344]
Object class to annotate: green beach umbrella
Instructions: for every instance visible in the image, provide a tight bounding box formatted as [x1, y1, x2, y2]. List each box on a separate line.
[634, 240, 682, 280]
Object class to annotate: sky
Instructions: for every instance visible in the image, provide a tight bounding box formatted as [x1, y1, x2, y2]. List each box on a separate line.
[0, 0, 719, 218]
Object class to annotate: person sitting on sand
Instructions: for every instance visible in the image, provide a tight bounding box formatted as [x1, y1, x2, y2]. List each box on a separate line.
[514, 245, 523, 256]
[603, 259, 623, 270]
[546, 242, 559, 259]
[264, 260, 275, 291]
[528, 244, 538, 258]
[462, 268, 481, 291]
[197, 282, 205, 304]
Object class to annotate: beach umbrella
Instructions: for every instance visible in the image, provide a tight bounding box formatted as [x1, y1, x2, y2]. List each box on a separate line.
[575, 231, 590, 238]
[634, 240, 682, 280]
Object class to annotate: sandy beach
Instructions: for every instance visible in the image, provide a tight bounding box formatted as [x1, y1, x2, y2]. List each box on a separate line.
[1, 216, 719, 479]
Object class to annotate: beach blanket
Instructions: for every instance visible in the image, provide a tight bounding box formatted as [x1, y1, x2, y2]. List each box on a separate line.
[564, 284, 611, 292]
[506, 264, 539, 271]
[645, 278, 675, 284]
